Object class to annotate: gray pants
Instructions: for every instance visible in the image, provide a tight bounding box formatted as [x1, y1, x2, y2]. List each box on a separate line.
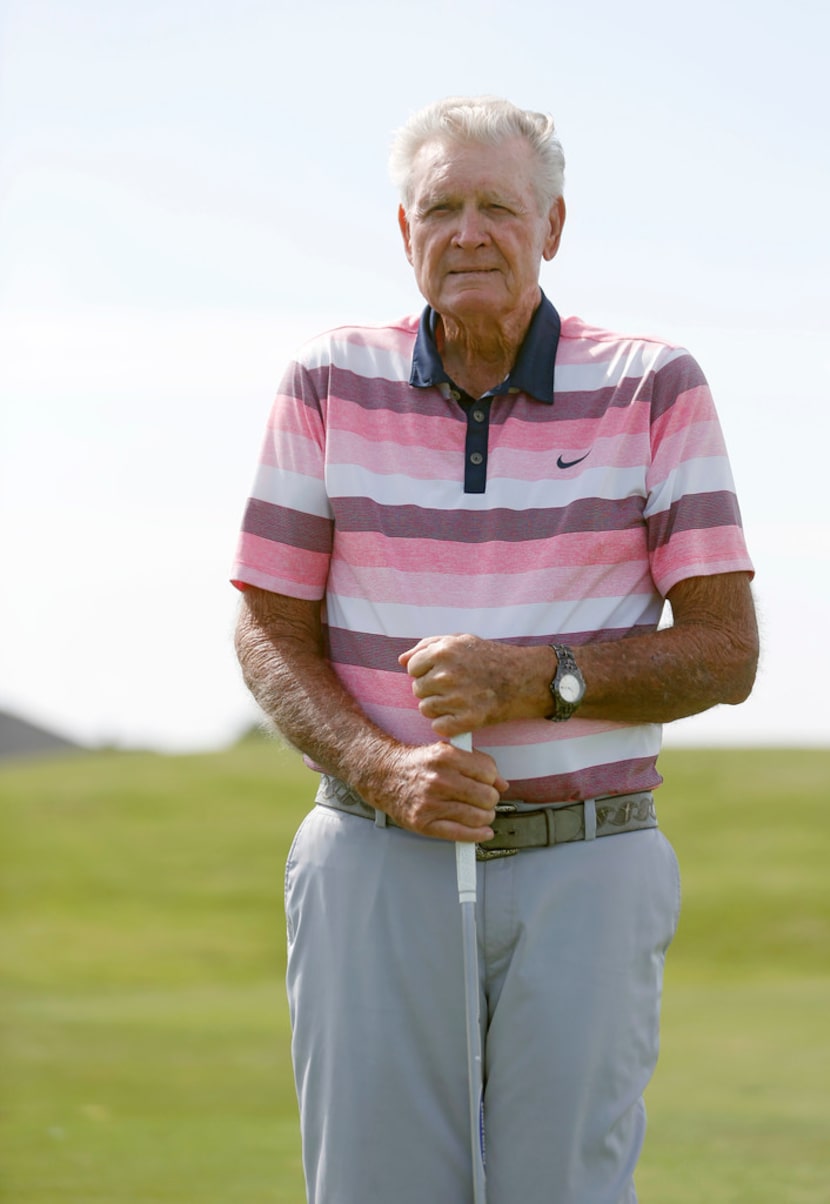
[285, 802, 680, 1204]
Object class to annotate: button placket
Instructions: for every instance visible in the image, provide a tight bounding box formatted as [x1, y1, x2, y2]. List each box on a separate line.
[463, 398, 491, 493]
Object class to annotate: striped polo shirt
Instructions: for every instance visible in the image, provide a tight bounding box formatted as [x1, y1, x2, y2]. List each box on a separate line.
[231, 294, 753, 803]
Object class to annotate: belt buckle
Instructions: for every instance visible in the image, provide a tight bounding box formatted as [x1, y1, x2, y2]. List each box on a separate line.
[476, 803, 520, 861]
[476, 845, 519, 862]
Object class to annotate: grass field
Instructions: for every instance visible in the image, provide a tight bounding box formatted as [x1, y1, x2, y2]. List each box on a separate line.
[2, 741, 828, 1202]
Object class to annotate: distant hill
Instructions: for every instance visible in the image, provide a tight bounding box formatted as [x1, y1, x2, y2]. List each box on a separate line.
[0, 710, 81, 760]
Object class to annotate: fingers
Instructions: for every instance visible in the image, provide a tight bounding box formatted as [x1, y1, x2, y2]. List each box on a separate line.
[398, 634, 456, 680]
[400, 633, 480, 671]
[400, 634, 493, 732]
[415, 803, 497, 843]
[467, 758, 510, 798]
[433, 739, 509, 798]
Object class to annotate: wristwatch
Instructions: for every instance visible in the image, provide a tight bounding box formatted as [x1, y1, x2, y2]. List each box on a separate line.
[548, 644, 586, 722]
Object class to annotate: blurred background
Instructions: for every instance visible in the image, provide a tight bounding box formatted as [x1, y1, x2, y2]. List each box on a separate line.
[2, 0, 828, 757]
[2, 4, 828, 1201]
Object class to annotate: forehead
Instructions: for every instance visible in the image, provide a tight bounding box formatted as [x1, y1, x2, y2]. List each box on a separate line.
[409, 135, 538, 203]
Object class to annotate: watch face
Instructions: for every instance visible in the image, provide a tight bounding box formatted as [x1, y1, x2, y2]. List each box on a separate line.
[559, 673, 582, 703]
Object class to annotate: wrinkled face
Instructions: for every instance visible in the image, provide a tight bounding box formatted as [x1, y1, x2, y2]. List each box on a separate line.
[398, 136, 565, 327]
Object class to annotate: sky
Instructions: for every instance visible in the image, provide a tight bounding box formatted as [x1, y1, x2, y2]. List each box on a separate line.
[1, 0, 828, 753]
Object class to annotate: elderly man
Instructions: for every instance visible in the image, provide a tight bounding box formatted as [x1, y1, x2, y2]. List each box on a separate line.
[232, 96, 758, 1204]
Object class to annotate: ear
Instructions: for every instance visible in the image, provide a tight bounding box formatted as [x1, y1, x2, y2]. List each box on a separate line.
[542, 196, 566, 262]
[398, 204, 414, 264]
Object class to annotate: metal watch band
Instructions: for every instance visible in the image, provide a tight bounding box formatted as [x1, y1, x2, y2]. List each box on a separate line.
[548, 643, 585, 722]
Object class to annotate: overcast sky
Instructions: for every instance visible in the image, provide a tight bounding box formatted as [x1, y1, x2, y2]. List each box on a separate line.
[1, 0, 828, 753]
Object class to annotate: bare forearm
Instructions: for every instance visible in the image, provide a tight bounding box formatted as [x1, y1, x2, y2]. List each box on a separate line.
[578, 571, 759, 724]
[404, 573, 759, 733]
[234, 587, 507, 839]
[576, 620, 757, 724]
[234, 595, 398, 795]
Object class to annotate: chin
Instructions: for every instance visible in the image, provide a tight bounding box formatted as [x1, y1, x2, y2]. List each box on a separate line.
[440, 285, 507, 320]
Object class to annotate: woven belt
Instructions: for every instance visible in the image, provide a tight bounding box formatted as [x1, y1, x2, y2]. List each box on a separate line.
[315, 775, 657, 861]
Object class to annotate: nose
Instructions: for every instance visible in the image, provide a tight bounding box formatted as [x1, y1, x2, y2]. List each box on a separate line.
[451, 203, 489, 248]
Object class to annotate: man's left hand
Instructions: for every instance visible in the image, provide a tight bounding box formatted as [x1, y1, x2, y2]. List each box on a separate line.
[400, 634, 551, 735]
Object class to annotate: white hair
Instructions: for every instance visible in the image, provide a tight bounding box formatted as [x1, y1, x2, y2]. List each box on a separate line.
[389, 95, 565, 212]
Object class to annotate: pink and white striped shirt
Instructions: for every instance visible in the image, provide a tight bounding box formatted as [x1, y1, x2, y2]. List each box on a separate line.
[231, 296, 753, 803]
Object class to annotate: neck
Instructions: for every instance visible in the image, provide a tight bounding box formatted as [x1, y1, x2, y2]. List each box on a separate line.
[435, 292, 538, 398]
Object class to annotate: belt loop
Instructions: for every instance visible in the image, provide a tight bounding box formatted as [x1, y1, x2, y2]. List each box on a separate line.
[374, 809, 388, 828]
[583, 799, 597, 841]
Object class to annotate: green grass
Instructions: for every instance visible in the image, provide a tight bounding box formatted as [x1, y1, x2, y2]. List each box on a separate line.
[2, 742, 828, 1202]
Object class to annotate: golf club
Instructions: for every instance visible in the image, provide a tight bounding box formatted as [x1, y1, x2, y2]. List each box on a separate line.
[451, 731, 487, 1204]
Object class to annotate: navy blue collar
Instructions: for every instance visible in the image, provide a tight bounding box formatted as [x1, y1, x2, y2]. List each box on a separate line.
[409, 290, 561, 403]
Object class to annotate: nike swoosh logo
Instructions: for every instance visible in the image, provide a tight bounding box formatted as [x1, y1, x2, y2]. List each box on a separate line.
[556, 451, 591, 470]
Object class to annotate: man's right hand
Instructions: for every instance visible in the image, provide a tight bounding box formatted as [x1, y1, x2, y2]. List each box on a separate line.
[235, 589, 508, 843]
[363, 740, 509, 843]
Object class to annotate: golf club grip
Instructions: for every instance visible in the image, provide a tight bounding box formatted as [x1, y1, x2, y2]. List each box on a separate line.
[451, 733, 477, 901]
